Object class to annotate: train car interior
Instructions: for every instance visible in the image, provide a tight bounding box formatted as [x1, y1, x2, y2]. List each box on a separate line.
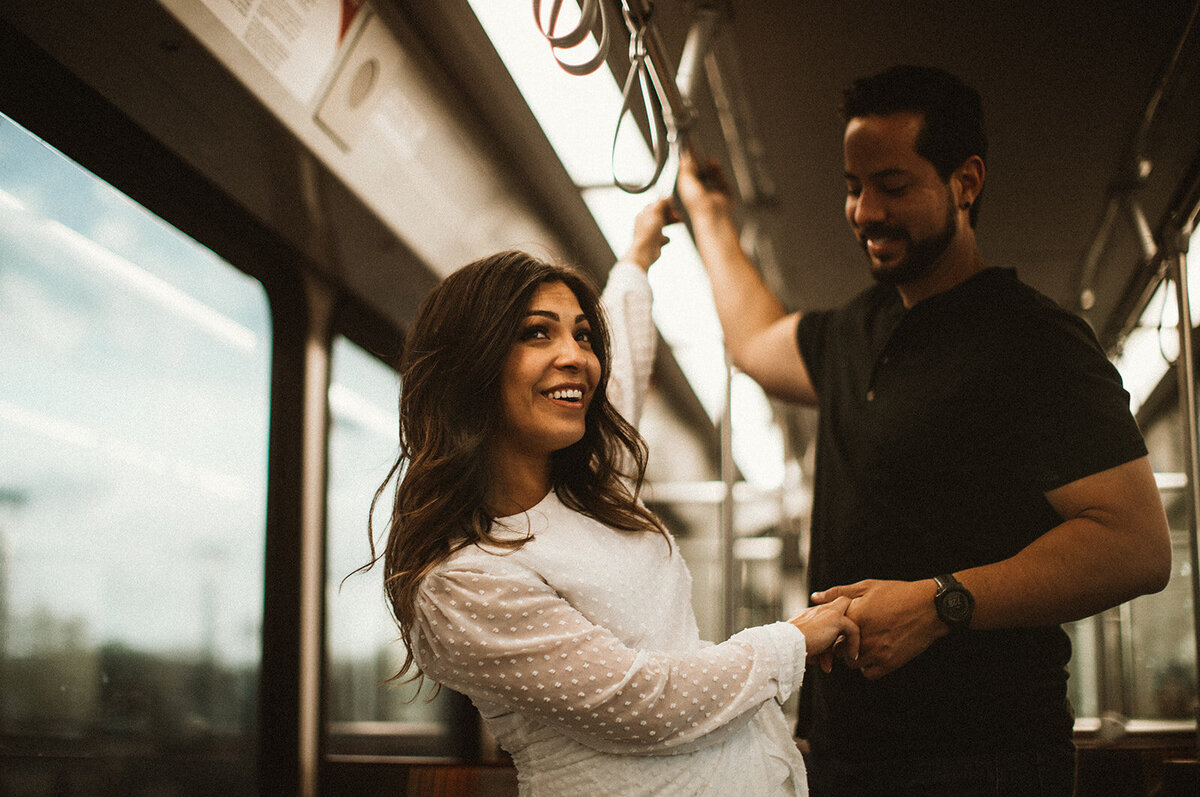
[2, 0, 1200, 794]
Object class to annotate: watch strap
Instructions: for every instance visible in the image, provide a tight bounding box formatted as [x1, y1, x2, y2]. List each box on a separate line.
[934, 573, 958, 593]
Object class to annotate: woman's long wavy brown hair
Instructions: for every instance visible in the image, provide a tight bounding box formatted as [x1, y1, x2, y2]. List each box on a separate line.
[365, 251, 667, 683]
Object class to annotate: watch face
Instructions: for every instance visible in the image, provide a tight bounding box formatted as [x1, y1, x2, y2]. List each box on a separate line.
[942, 589, 970, 621]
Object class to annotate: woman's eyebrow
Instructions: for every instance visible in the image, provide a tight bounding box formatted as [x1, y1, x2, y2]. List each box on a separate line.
[525, 310, 589, 324]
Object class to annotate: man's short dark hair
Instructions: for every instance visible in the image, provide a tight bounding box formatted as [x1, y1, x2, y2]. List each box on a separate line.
[841, 65, 987, 226]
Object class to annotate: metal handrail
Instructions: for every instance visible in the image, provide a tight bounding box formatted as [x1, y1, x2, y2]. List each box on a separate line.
[1076, 0, 1200, 313]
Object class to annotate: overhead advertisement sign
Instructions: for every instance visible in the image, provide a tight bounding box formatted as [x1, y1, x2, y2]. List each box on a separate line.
[198, 0, 367, 105]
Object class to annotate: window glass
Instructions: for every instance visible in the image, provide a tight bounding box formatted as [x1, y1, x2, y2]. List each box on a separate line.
[1124, 407, 1197, 722]
[1081, 241, 1200, 726]
[1067, 497, 1199, 725]
[1065, 617, 1101, 720]
[0, 114, 269, 793]
[1126, 512, 1197, 721]
[325, 335, 459, 756]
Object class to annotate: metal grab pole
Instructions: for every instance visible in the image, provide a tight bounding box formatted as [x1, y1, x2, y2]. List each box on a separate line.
[674, 6, 718, 117]
[1168, 220, 1200, 752]
[719, 359, 738, 640]
[1076, 0, 1200, 310]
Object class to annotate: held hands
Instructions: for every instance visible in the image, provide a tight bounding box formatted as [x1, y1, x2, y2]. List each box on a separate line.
[623, 197, 680, 271]
[810, 579, 946, 680]
[788, 596, 860, 674]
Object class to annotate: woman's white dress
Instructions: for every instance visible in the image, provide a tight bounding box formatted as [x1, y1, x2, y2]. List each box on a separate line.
[410, 262, 810, 796]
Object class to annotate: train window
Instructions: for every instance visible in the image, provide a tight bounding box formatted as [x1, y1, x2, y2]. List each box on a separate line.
[0, 114, 269, 793]
[1069, 443, 1200, 727]
[1073, 250, 1200, 729]
[1126, 509, 1197, 722]
[324, 335, 463, 758]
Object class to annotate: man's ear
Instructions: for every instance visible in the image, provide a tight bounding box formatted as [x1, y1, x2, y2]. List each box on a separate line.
[955, 155, 985, 207]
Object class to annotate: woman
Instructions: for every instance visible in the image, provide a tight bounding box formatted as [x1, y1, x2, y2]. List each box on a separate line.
[370, 199, 858, 795]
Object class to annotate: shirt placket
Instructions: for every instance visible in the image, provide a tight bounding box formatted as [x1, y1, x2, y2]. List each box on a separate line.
[866, 312, 909, 405]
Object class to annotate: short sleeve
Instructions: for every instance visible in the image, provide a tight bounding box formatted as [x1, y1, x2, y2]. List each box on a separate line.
[411, 560, 805, 756]
[1009, 309, 1147, 490]
[796, 309, 832, 395]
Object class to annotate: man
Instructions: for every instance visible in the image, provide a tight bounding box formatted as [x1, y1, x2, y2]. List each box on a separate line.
[674, 65, 1171, 795]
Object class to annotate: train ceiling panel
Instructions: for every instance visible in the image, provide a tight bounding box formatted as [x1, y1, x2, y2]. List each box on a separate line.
[4, 0, 1200, 349]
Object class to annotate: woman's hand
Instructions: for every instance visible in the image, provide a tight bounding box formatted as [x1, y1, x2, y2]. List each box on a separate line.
[789, 596, 860, 673]
[623, 196, 679, 271]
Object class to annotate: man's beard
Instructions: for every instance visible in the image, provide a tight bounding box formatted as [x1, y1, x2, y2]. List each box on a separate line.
[861, 191, 957, 287]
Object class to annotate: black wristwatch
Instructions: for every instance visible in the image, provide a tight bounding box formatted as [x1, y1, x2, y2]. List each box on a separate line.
[934, 573, 974, 632]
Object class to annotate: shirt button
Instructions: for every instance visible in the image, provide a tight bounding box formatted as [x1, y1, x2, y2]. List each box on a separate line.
[866, 390, 875, 402]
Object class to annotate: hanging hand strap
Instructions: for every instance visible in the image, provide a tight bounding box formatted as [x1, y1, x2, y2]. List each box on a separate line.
[611, 22, 670, 194]
[532, 0, 612, 76]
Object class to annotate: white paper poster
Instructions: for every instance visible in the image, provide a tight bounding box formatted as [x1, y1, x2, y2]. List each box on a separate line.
[199, 0, 367, 104]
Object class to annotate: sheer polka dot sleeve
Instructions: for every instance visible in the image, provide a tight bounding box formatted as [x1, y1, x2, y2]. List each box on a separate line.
[602, 261, 655, 427]
[412, 561, 806, 756]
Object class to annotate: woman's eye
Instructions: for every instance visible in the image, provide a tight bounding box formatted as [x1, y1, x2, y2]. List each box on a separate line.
[575, 328, 593, 345]
[520, 325, 549, 341]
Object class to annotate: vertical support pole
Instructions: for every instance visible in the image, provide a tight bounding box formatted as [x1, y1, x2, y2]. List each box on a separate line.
[299, 274, 333, 796]
[720, 360, 738, 640]
[260, 270, 311, 797]
[1167, 220, 1200, 752]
